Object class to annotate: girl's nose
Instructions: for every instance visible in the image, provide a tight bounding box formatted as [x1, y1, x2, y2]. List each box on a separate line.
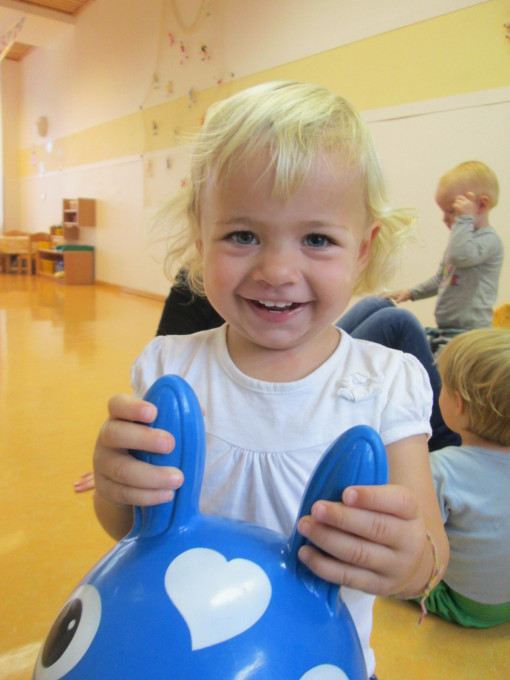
[251, 248, 301, 287]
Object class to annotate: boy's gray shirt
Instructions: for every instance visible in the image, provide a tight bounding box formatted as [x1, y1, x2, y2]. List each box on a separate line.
[409, 216, 503, 330]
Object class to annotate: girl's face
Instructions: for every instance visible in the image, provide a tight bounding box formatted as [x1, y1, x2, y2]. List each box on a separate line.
[197, 150, 379, 379]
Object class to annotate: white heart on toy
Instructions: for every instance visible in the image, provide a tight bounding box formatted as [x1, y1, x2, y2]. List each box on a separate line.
[165, 547, 272, 650]
[299, 665, 350, 680]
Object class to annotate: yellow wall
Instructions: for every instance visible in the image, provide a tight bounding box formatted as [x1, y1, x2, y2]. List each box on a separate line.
[20, 0, 510, 177]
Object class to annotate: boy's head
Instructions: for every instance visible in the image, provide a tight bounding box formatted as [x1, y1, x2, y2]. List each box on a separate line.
[160, 81, 413, 295]
[435, 160, 499, 227]
[437, 328, 510, 446]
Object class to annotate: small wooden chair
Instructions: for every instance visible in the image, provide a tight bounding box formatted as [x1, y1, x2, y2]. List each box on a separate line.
[0, 231, 51, 274]
[28, 232, 52, 274]
[0, 230, 30, 274]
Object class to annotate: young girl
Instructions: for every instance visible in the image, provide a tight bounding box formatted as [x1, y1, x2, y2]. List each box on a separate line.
[93, 81, 449, 679]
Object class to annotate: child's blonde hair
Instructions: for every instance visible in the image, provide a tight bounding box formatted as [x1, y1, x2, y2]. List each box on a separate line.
[438, 160, 499, 208]
[156, 81, 414, 295]
[437, 328, 510, 446]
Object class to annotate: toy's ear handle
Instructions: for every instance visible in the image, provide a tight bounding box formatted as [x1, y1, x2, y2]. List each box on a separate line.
[129, 375, 206, 539]
[286, 425, 388, 583]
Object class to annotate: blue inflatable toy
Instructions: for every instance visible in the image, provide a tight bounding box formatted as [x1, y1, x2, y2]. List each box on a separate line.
[33, 375, 388, 680]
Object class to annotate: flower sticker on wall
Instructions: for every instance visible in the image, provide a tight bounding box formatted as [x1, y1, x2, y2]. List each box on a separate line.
[179, 40, 189, 65]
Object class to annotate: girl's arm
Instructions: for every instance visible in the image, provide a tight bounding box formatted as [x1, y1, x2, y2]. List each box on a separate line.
[92, 393, 183, 541]
[297, 433, 449, 598]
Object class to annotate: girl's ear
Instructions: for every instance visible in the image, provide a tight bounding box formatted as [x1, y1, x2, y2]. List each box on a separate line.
[356, 221, 380, 273]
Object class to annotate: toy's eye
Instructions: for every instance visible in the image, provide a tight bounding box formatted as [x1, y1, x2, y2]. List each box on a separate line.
[33, 585, 101, 680]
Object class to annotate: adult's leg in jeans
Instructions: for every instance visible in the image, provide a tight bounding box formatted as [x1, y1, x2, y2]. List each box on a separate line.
[336, 296, 395, 335]
[337, 302, 460, 451]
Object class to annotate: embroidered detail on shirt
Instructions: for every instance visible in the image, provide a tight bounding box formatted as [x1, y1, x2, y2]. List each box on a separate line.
[336, 373, 383, 402]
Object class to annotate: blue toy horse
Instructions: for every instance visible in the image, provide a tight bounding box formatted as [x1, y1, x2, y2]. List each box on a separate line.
[33, 375, 388, 680]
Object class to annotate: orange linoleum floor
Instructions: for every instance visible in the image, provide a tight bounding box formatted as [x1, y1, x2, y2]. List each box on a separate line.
[0, 275, 508, 679]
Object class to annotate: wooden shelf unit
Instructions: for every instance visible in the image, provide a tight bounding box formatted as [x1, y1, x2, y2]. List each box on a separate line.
[36, 248, 94, 285]
[62, 198, 96, 241]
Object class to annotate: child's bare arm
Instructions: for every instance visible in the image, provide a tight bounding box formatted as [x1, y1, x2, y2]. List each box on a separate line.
[297, 434, 449, 598]
[93, 394, 184, 541]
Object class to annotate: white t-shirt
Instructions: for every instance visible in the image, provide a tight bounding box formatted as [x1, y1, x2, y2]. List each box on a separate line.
[131, 325, 433, 675]
[430, 445, 510, 604]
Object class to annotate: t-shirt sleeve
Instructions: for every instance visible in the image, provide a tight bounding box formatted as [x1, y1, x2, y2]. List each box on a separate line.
[379, 352, 433, 447]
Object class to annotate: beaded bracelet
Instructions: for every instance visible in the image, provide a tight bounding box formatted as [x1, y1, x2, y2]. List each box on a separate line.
[396, 530, 445, 625]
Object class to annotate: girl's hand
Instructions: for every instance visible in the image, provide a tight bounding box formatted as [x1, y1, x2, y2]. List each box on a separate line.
[93, 394, 184, 539]
[296, 484, 429, 597]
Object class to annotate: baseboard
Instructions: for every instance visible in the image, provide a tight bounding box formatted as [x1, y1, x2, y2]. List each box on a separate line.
[95, 280, 166, 302]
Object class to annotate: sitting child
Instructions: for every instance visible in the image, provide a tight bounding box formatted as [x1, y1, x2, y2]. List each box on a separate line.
[423, 327, 510, 627]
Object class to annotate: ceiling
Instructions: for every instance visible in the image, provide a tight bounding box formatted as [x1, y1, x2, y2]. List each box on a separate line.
[0, 0, 94, 61]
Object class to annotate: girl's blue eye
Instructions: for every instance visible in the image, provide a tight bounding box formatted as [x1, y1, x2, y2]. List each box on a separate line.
[304, 233, 331, 248]
[230, 231, 257, 245]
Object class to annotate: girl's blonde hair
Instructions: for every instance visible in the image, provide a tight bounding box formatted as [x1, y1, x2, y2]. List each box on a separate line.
[155, 81, 414, 295]
[437, 328, 510, 446]
[438, 160, 499, 208]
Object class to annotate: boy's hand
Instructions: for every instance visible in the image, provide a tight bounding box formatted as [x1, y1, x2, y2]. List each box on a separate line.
[296, 484, 428, 597]
[380, 289, 412, 304]
[93, 394, 184, 510]
[453, 192, 476, 217]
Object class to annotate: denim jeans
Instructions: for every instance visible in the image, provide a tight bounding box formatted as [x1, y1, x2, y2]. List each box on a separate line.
[336, 297, 461, 451]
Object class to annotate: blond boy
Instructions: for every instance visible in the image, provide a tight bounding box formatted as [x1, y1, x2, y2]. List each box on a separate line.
[386, 161, 503, 353]
[424, 328, 510, 626]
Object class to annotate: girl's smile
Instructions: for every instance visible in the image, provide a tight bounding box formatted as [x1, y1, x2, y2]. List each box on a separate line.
[245, 297, 308, 324]
[198, 150, 379, 380]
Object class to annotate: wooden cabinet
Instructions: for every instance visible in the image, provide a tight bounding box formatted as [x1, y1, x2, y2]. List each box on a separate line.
[62, 198, 96, 241]
[36, 247, 94, 285]
[35, 198, 96, 284]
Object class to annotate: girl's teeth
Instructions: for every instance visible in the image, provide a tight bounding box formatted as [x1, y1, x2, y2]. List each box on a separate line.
[258, 300, 292, 309]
